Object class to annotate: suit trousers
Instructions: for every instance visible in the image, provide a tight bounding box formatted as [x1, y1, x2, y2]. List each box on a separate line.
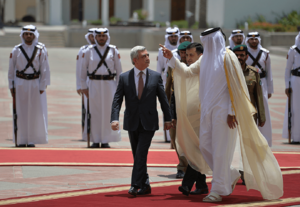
[182, 165, 208, 190]
[128, 121, 155, 188]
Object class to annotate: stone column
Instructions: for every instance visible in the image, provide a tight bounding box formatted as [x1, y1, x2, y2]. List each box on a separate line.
[35, 0, 41, 22]
[48, 0, 63, 25]
[4, 0, 15, 23]
[101, 0, 109, 26]
[147, 0, 154, 21]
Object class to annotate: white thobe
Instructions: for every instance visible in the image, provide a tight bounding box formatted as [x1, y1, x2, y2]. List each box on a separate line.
[8, 43, 49, 145]
[282, 45, 300, 142]
[246, 47, 273, 146]
[76, 45, 90, 140]
[168, 56, 240, 196]
[81, 44, 122, 143]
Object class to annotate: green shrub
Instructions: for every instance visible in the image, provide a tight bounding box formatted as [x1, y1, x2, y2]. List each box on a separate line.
[171, 20, 188, 29]
[134, 9, 148, 21]
[110, 16, 122, 24]
[88, 19, 102, 25]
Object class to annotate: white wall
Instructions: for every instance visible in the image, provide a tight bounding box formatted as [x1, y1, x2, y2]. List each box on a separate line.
[207, 0, 225, 27]
[48, 0, 62, 25]
[4, 0, 16, 23]
[154, 0, 170, 23]
[114, 0, 130, 21]
[223, 0, 300, 29]
[62, 0, 70, 24]
[84, 0, 99, 21]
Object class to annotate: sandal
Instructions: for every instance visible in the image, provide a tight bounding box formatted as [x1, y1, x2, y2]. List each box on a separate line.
[203, 192, 222, 202]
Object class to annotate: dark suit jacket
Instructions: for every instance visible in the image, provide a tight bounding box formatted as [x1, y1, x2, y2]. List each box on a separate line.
[111, 68, 171, 131]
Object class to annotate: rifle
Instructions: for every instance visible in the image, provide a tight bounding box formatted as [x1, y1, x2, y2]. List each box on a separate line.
[81, 95, 85, 132]
[12, 81, 18, 147]
[86, 94, 91, 148]
[288, 81, 292, 144]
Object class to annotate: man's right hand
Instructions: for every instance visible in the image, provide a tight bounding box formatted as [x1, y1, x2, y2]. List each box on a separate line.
[285, 88, 292, 98]
[159, 44, 173, 60]
[111, 121, 119, 131]
[82, 89, 89, 98]
[77, 89, 82, 95]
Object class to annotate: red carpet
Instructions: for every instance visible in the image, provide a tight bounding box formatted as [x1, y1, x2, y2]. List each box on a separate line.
[0, 173, 299, 207]
[0, 148, 299, 168]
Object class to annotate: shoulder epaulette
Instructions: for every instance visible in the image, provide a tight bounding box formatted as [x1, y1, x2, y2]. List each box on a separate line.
[15, 43, 22, 48]
[172, 49, 177, 53]
[35, 44, 44, 49]
[109, 44, 116, 49]
[291, 45, 297, 49]
[260, 47, 269, 53]
[248, 65, 259, 73]
[226, 45, 231, 49]
[38, 42, 45, 46]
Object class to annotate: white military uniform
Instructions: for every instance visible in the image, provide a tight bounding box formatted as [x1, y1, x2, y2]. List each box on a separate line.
[157, 27, 180, 87]
[171, 30, 194, 61]
[226, 29, 245, 50]
[81, 28, 122, 144]
[283, 32, 300, 142]
[246, 32, 273, 146]
[8, 25, 50, 145]
[76, 28, 97, 140]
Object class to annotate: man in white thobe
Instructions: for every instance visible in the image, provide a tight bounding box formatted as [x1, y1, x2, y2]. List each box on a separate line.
[157, 27, 179, 143]
[172, 30, 194, 61]
[160, 27, 283, 202]
[76, 28, 97, 140]
[246, 32, 273, 146]
[8, 25, 49, 147]
[226, 29, 245, 50]
[282, 31, 300, 143]
[81, 28, 122, 148]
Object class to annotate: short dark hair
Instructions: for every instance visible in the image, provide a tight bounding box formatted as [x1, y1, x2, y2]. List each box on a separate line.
[186, 42, 204, 55]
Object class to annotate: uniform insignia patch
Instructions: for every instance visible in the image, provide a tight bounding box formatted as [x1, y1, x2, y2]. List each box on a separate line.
[184, 33, 188, 35]
[237, 31, 240, 33]
[77, 55, 79, 60]
[287, 54, 288, 59]
[118, 54, 121, 59]
[240, 46, 243, 50]
[172, 32, 175, 35]
[252, 35, 255, 37]
[10, 53, 12, 58]
[82, 53, 85, 58]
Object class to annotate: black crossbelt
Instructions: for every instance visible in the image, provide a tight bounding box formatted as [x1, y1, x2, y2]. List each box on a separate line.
[248, 50, 267, 78]
[90, 46, 112, 76]
[19, 45, 39, 74]
[295, 47, 300, 55]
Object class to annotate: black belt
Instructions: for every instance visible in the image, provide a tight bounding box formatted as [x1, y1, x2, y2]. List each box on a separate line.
[16, 71, 40, 80]
[291, 68, 300, 77]
[88, 73, 116, 80]
[260, 71, 267, 79]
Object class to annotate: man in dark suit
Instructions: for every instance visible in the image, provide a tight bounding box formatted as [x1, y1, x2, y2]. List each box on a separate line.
[111, 46, 172, 197]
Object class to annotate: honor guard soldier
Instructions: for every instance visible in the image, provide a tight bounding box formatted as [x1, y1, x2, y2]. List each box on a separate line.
[282, 32, 300, 143]
[227, 29, 245, 50]
[8, 25, 50, 147]
[76, 28, 97, 141]
[157, 27, 179, 143]
[246, 31, 273, 146]
[81, 28, 123, 148]
[172, 31, 194, 60]
[157, 27, 180, 87]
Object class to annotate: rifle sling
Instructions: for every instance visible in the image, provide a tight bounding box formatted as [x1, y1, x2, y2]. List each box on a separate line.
[92, 46, 112, 76]
[19, 45, 39, 74]
[249, 50, 264, 71]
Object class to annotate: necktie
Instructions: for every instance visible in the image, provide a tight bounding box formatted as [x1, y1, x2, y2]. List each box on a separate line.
[138, 71, 144, 99]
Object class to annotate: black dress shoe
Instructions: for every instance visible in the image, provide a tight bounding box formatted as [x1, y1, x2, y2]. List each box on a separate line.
[17, 144, 26, 147]
[190, 188, 209, 195]
[178, 186, 190, 196]
[128, 186, 138, 197]
[27, 144, 35, 147]
[137, 185, 151, 195]
[101, 143, 110, 148]
[90, 143, 100, 148]
[176, 170, 185, 178]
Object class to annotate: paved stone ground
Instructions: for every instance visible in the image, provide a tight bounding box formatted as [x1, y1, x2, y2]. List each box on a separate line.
[0, 47, 298, 200]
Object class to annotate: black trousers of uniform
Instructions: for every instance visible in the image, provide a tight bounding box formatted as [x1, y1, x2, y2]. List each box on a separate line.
[128, 121, 155, 188]
[182, 165, 208, 190]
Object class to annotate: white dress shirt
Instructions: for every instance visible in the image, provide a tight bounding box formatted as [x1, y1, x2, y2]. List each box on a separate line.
[134, 66, 147, 96]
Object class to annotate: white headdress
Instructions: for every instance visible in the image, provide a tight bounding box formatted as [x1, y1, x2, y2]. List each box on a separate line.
[295, 31, 300, 48]
[177, 30, 194, 45]
[20, 25, 39, 45]
[164, 27, 180, 51]
[199, 27, 227, 114]
[94, 28, 110, 47]
[228, 29, 245, 49]
[245, 31, 262, 50]
[85, 28, 97, 45]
